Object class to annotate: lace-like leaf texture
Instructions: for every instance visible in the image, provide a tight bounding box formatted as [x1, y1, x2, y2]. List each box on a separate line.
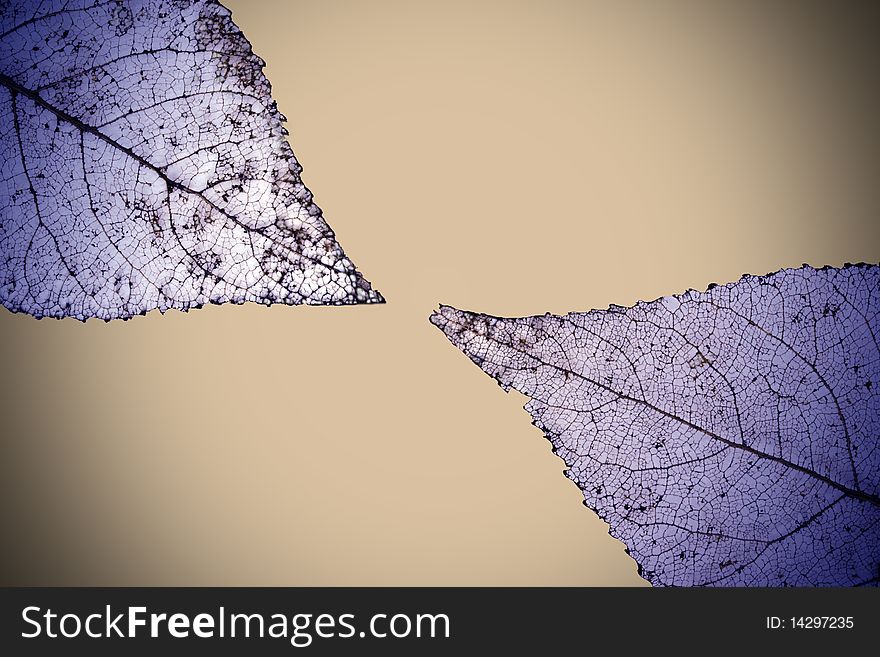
[0, 0, 382, 320]
[432, 264, 880, 586]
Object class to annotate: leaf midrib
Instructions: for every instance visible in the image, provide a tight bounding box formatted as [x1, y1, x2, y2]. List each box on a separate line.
[0, 72, 340, 277]
[440, 311, 880, 508]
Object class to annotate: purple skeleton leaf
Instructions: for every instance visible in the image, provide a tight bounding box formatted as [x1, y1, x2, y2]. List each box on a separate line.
[0, 0, 382, 321]
[431, 264, 880, 586]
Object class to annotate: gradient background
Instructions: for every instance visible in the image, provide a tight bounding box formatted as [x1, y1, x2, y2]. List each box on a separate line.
[1, 0, 878, 585]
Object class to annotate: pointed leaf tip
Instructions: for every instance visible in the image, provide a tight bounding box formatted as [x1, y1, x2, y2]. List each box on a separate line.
[431, 264, 880, 586]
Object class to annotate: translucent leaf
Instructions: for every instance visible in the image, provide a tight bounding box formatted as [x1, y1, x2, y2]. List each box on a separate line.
[432, 264, 880, 586]
[0, 0, 382, 320]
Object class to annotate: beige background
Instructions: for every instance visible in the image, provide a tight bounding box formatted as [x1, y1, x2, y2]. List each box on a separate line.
[1, 0, 878, 585]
